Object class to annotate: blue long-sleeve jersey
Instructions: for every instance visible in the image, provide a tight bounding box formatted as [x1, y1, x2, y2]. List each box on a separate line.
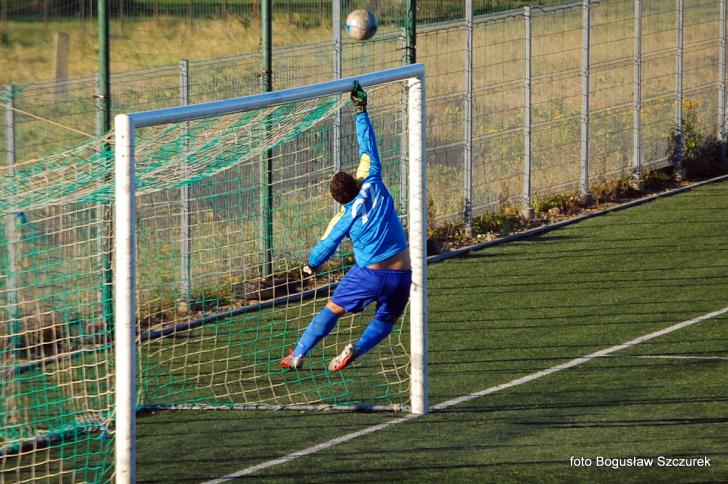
[308, 112, 408, 269]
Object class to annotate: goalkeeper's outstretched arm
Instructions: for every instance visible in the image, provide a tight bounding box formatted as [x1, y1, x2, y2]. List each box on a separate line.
[351, 82, 382, 181]
[307, 207, 353, 269]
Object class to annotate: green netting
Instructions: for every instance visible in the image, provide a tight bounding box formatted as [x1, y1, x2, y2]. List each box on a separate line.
[1, 81, 409, 482]
[133, 83, 411, 410]
[0, 190, 115, 481]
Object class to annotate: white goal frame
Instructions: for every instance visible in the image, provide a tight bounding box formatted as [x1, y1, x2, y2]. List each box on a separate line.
[113, 64, 427, 483]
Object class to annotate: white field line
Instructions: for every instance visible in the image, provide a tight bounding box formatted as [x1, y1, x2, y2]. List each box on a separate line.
[204, 305, 728, 483]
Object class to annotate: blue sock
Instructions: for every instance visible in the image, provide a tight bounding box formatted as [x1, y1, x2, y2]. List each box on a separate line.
[294, 307, 339, 358]
[354, 318, 394, 357]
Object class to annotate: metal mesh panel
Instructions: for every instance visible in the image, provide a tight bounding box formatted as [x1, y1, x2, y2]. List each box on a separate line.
[683, 0, 720, 137]
[472, 13, 525, 214]
[642, 0, 679, 167]
[589, 0, 635, 181]
[531, 4, 583, 198]
[418, 24, 467, 224]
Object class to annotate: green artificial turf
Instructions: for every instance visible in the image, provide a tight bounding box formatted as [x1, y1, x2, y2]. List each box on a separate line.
[133, 180, 728, 482]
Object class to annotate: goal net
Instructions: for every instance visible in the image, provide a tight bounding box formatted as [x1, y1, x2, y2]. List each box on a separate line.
[0, 64, 427, 482]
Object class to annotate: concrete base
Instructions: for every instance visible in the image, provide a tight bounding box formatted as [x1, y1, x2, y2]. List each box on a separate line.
[521, 207, 535, 221]
[580, 193, 595, 206]
[176, 299, 190, 316]
[629, 179, 645, 191]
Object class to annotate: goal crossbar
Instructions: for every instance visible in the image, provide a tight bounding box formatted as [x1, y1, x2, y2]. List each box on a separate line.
[113, 64, 427, 483]
[129, 63, 426, 128]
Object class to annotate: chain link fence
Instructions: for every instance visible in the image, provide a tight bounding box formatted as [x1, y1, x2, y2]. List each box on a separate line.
[2, 0, 726, 230]
[1, 1, 564, 86]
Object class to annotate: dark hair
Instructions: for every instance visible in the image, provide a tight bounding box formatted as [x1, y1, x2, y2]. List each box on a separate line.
[330, 171, 360, 204]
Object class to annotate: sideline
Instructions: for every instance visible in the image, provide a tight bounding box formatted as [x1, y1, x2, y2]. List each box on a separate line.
[204, 305, 728, 482]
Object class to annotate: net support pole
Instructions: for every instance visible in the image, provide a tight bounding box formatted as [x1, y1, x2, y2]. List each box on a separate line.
[464, 0, 473, 229]
[259, 0, 273, 277]
[408, 74, 428, 415]
[631, 0, 643, 190]
[180, 59, 191, 306]
[523, 7, 534, 219]
[579, 0, 592, 204]
[674, 0, 685, 178]
[114, 114, 137, 484]
[4, 84, 21, 356]
[719, 0, 727, 165]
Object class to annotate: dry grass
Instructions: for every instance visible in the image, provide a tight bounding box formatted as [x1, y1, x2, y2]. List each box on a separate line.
[0, 14, 333, 85]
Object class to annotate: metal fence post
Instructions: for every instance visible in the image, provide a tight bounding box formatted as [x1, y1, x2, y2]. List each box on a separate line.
[259, 0, 273, 278]
[674, 0, 685, 178]
[333, 0, 342, 175]
[180, 59, 191, 307]
[97, 0, 110, 134]
[95, 73, 102, 316]
[406, 0, 417, 64]
[1, 0, 8, 44]
[464, 0, 473, 228]
[95, 73, 114, 327]
[97, 0, 114, 328]
[719, 0, 727, 165]
[523, 7, 534, 219]
[400, 30, 409, 213]
[95, 74, 102, 141]
[580, 0, 593, 204]
[632, 0, 644, 190]
[4, 84, 22, 355]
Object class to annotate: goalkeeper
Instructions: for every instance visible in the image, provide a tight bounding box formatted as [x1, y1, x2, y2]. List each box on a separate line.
[281, 81, 411, 372]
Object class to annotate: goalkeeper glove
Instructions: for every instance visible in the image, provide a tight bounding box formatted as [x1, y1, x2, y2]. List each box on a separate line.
[350, 81, 367, 114]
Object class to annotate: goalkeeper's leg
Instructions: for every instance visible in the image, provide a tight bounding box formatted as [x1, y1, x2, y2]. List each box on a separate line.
[329, 269, 411, 372]
[355, 317, 395, 355]
[280, 306, 340, 369]
[328, 317, 394, 372]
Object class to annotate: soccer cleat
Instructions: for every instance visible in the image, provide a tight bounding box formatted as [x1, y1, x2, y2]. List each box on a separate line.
[328, 344, 357, 372]
[280, 349, 304, 369]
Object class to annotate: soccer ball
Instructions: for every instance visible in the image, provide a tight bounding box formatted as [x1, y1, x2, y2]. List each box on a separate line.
[345, 9, 378, 41]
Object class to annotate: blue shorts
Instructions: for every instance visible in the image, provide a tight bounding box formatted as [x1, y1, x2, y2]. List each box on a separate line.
[331, 265, 412, 323]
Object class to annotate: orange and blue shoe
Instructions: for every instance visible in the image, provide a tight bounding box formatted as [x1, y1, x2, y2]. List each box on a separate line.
[280, 349, 304, 369]
[328, 344, 357, 372]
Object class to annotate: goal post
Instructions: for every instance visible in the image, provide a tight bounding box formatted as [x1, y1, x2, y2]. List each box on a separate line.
[113, 64, 427, 482]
